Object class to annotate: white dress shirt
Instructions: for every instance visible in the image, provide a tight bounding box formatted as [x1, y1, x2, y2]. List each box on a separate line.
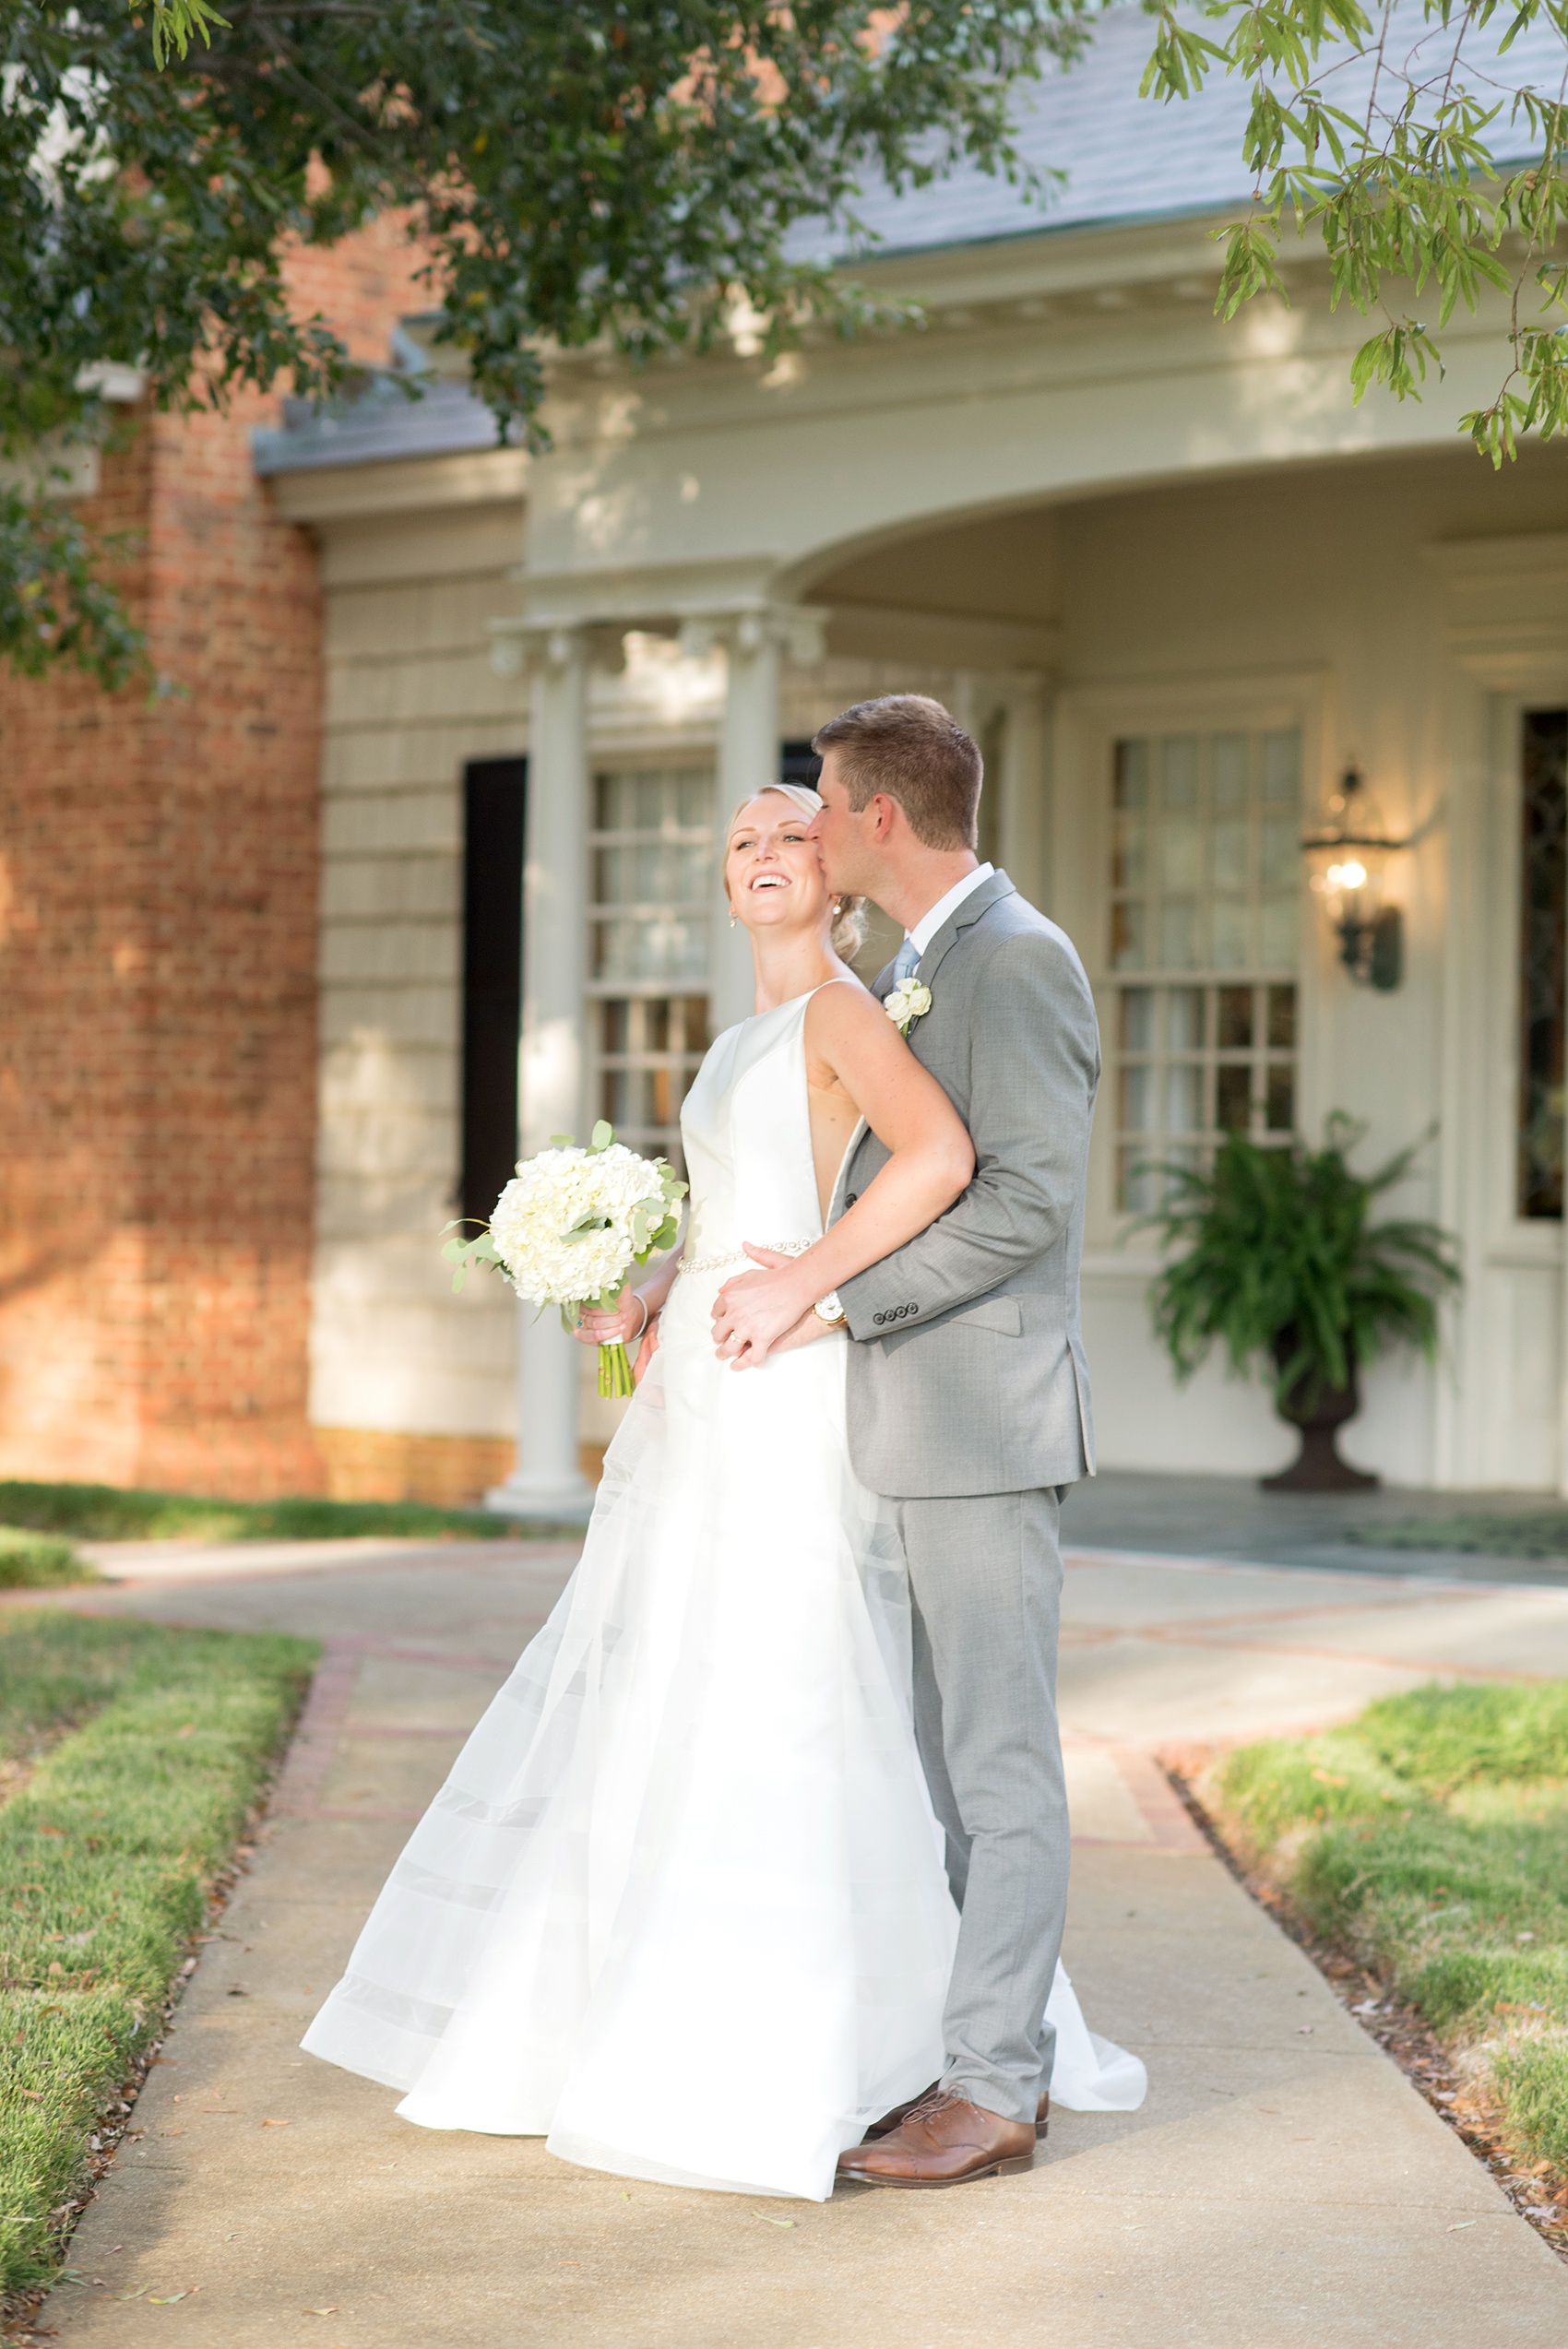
[906, 862, 994, 959]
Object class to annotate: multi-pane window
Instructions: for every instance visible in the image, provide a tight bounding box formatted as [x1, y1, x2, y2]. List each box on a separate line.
[1519, 711, 1567, 1219]
[1109, 727, 1302, 1210]
[589, 765, 714, 1170]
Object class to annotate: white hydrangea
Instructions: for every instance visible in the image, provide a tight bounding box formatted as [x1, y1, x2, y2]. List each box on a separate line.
[488, 1142, 671, 1308]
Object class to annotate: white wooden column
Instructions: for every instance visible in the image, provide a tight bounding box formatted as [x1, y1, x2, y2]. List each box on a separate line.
[486, 627, 595, 1520]
[682, 605, 827, 1037]
[713, 615, 782, 1033]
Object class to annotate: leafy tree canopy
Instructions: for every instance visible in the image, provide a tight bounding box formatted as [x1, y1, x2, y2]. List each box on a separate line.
[0, 0, 1089, 684]
[5, 0, 1568, 688]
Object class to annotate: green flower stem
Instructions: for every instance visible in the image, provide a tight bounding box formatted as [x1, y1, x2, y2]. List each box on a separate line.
[598, 1342, 635, 1400]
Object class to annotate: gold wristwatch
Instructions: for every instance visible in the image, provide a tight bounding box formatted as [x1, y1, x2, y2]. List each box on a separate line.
[813, 1290, 846, 1326]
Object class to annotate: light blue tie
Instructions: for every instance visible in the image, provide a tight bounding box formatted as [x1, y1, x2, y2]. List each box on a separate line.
[892, 936, 921, 985]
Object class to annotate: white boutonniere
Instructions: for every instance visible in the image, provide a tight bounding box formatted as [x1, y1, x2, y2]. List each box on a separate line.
[885, 977, 932, 1036]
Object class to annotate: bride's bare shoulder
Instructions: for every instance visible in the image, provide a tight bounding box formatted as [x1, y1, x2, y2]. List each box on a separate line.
[805, 976, 918, 1085]
[803, 974, 880, 1039]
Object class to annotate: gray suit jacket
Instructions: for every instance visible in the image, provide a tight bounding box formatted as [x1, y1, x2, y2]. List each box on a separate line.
[831, 872, 1100, 1499]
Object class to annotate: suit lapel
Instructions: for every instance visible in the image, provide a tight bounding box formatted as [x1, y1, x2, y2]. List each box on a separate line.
[916, 870, 1016, 991]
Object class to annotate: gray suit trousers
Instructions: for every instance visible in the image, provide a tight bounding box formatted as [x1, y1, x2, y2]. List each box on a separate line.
[892, 1487, 1070, 2124]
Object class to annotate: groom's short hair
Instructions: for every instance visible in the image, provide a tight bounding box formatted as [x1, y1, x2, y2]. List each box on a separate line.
[812, 695, 981, 850]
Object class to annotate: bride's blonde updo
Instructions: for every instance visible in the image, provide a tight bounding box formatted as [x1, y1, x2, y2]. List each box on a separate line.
[727, 782, 866, 960]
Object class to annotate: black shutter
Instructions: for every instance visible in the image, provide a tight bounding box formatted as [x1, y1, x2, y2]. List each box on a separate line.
[1520, 712, 1567, 1219]
[780, 739, 822, 789]
[460, 758, 527, 1226]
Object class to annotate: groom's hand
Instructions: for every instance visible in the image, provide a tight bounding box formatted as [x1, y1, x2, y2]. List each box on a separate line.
[711, 1244, 814, 1366]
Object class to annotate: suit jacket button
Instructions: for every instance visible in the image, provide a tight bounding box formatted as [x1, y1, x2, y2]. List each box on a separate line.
[873, 1311, 885, 1326]
[846, 1192, 858, 1208]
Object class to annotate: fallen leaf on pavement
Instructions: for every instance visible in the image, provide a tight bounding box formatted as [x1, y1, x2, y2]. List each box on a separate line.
[262, 2118, 291, 2127]
[1445, 2222, 1477, 2233]
[148, 2291, 190, 2303]
[303, 2307, 339, 2317]
[751, 2212, 795, 2227]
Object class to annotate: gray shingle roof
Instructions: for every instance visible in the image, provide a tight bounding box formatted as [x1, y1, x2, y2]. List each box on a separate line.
[802, 0, 1568, 258]
[255, 1, 1568, 474]
[252, 373, 506, 476]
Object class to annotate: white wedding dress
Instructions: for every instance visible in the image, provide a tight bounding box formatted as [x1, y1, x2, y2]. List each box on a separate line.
[303, 987, 1145, 2200]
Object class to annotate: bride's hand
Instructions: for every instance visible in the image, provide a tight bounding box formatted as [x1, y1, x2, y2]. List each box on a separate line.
[711, 1245, 814, 1366]
[632, 1315, 661, 1383]
[733, 1306, 832, 1368]
[574, 1287, 647, 1347]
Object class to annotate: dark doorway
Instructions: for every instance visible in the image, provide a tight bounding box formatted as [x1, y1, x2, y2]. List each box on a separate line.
[460, 757, 527, 1226]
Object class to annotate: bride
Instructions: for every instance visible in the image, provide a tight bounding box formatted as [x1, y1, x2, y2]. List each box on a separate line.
[302, 781, 1143, 2201]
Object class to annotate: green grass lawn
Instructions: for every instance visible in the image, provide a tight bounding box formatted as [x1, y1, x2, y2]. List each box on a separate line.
[0, 1529, 94, 1591]
[0, 1477, 561, 1546]
[1209, 1679, 1568, 2173]
[0, 1612, 316, 2300]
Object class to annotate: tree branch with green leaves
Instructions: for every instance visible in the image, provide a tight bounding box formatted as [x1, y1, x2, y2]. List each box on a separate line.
[1141, 0, 1568, 465]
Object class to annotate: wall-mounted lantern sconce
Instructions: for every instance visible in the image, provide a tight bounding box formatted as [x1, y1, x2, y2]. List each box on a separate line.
[1301, 765, 1408, 991]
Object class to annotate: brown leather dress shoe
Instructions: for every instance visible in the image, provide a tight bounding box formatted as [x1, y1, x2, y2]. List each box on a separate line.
[865, 2085, 1050, 2141]
[837, 2089, 1036, 2188]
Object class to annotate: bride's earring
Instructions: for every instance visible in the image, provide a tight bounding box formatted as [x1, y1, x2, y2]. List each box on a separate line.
[729, 904, 738, 929]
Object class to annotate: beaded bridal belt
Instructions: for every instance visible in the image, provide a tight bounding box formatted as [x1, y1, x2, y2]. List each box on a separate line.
[675, 1238, 815, 1278]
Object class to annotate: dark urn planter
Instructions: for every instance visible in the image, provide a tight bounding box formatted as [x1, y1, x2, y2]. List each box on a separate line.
[1261, 1330, 1380, 1492]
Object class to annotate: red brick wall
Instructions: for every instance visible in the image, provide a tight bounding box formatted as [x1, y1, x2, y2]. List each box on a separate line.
[0, 220, 427, 1499]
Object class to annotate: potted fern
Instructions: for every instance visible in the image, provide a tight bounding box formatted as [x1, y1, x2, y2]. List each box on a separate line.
[1138, 1115, 1462, 1491]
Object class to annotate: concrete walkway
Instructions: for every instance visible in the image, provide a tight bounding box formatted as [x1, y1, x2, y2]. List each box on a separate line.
[31, 1537, 1568, 2347]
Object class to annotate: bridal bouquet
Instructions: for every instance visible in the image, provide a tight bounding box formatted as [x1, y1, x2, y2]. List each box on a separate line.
[443, 1121, 686, 1397]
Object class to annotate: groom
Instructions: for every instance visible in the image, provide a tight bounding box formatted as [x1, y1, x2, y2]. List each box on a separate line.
[713, 694, 1100, 2187]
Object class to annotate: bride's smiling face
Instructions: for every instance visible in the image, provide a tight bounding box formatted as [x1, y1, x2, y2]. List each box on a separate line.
[725, 793, 831, 937]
